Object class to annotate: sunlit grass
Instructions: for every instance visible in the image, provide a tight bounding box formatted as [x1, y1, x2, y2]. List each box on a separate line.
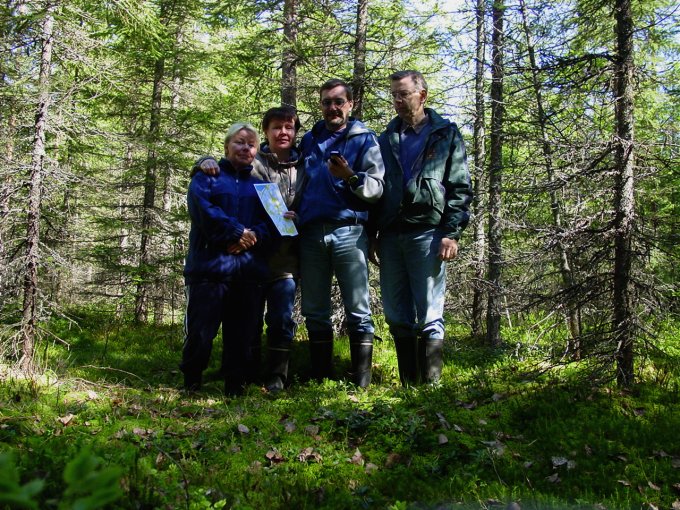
[1, 307, 679, 509]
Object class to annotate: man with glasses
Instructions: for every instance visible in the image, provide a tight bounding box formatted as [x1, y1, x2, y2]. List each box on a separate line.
[297, 78, 384, 387]
[369, 70, 472, 386]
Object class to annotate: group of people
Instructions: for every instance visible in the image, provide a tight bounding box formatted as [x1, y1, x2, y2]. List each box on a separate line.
[180, 70, 473, 395]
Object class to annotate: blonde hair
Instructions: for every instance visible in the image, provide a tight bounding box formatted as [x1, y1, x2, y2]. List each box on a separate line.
[224, 122, 260, 149]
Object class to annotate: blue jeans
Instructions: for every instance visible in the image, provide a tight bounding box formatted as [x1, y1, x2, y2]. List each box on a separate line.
[378, 228, 446, 340]
[261, 277, 297, 345]
[299, 223, 374, 335]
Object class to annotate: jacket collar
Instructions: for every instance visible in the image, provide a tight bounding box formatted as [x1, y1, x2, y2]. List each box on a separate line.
[218, 157, 253, 176]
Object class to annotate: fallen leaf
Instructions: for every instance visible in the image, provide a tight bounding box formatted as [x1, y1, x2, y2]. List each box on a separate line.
[546, 473, 560, 483]
[648, 481, 661, 491]
[585, 445, 593, 456]
[673, 483, 680, 494]
[365, 463, 379, 474]
[248, 461, 262, 473]
[438, 434, 449, 445]
[237, 424, 249, 434]
[284, 421, 296, 433]
[491, 393, 505, 402]
[653, 450, 669, 458]
[478, 419, 487, 425]
[618, 480, 631, 487]
[523, 461, 533, 469]
[453, 424, 465, 433]
[671, 500, 680, 510]
[86, 390, 98, 400]
[57, 414, 75, 426]
[646, 503, 658, 510]
[298, 447, 322, 463]
[265, 449, 285, 464]
[552, 457, 568, 468]
[304, 425, 320, 436]
[672, 457, 680, 469]
[348, 394, 360, 403]
[350, 448, 364, 466]
[436, 412, 451, 430]
[385, 453, 401, 467]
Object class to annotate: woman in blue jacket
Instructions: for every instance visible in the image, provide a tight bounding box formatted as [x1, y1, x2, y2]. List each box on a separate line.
[181, 122, 273, 395]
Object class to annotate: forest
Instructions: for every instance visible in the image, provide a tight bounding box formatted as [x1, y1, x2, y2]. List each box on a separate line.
[1, 0, 679, 508]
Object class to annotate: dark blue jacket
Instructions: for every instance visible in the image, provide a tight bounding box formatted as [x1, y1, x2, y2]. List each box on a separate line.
[184, 158, 274, 284]
[297, 119, 384, 225]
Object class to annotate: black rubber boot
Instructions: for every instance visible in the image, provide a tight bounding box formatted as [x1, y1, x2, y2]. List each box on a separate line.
[309, 330, 334, 381]
[393, 336, 419, 386]
[418, 337, 444, 384]
[183, 372, 202, 392]
[264, 345, 291, 393]
[349, 332, 374, 388]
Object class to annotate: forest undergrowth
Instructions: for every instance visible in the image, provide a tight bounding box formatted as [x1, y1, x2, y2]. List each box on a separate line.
[1, 307, 679, 510]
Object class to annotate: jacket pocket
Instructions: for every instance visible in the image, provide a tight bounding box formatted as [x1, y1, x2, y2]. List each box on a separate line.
[405, 177, 445, 216]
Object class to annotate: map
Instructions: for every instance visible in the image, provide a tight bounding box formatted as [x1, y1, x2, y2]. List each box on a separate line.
[254, 183, 298, 236]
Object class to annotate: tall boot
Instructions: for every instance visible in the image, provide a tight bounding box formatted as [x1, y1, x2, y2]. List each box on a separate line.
[349, 332, 374, 388]
[418, 337, 444, 384]
[264, 345, 291, 393]
[309, 330, 334, 381]
[393, 336, 419, 386]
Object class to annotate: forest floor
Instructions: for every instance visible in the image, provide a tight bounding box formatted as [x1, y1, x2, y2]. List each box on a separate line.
[1, 308, 679, 510]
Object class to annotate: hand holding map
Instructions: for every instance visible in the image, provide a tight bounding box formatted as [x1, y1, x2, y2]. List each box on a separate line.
[254, 183, 298, 236]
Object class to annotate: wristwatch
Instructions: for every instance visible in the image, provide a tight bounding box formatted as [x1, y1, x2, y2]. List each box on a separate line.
[347, 174, 359, 186]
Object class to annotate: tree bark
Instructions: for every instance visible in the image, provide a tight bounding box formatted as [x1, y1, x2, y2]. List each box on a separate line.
[471, 0, 487, 338]
[134, 54, 164, 322]
[20, 0, 56, 373]
[281, 0, 298, 108]
[485, 0, 505, 348]
[613, 0, 636, 387]
[352, 0, 369, 120]
[518, 0, 581, 356]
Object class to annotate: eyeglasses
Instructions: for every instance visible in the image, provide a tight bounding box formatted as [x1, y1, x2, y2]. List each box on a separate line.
[321, 98, 348, 108]
[391, 90, 419, 101]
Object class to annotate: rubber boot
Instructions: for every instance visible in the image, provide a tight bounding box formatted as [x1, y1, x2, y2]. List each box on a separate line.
[183, 371, 202, 392]
[309, 330, 334, 381]
[264, 345, 291, 393]
[418, 337, 444, 384]
[393, 336, 419, 386]
[349, 332, 374, 388]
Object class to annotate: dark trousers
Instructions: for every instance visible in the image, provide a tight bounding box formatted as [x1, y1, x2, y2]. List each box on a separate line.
[180, 281, 262, 384]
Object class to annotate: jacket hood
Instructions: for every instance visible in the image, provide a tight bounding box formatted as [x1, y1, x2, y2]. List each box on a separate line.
[259, 144, 301, 166]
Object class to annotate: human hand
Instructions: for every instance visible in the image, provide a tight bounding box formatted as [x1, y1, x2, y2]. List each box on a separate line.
[283, 210, 298, 222]
[438, 238, 458, 261]
[227, 228, 257, 254]
[327, 153, 354, 181]
[200, 157, 219, 176]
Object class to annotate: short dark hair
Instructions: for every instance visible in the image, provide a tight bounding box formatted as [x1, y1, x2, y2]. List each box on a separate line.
[319, 79, 353, 102]
[390, 70, 428, 92]
[261, 106, 301, 133]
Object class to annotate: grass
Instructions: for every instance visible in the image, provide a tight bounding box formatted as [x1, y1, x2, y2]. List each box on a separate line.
[1, 307, 679, 509]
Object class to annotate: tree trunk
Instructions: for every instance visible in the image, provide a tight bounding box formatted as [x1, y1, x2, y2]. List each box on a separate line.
[134, 55, 164, 322]
[518, 0, 581, 357]
[485, 0, 505, 348]
[281, 0, 298, 108]
[613, 0, 636, 387]
[20, 1, 56, 373]
[352, 0, 368, 120]
[471, 0, 487, 338]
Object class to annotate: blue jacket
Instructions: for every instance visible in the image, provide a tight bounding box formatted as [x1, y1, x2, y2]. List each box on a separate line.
[184, 158, 274, 284]
[373, 108, 472, 240]
[297, 119, 384, 225]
